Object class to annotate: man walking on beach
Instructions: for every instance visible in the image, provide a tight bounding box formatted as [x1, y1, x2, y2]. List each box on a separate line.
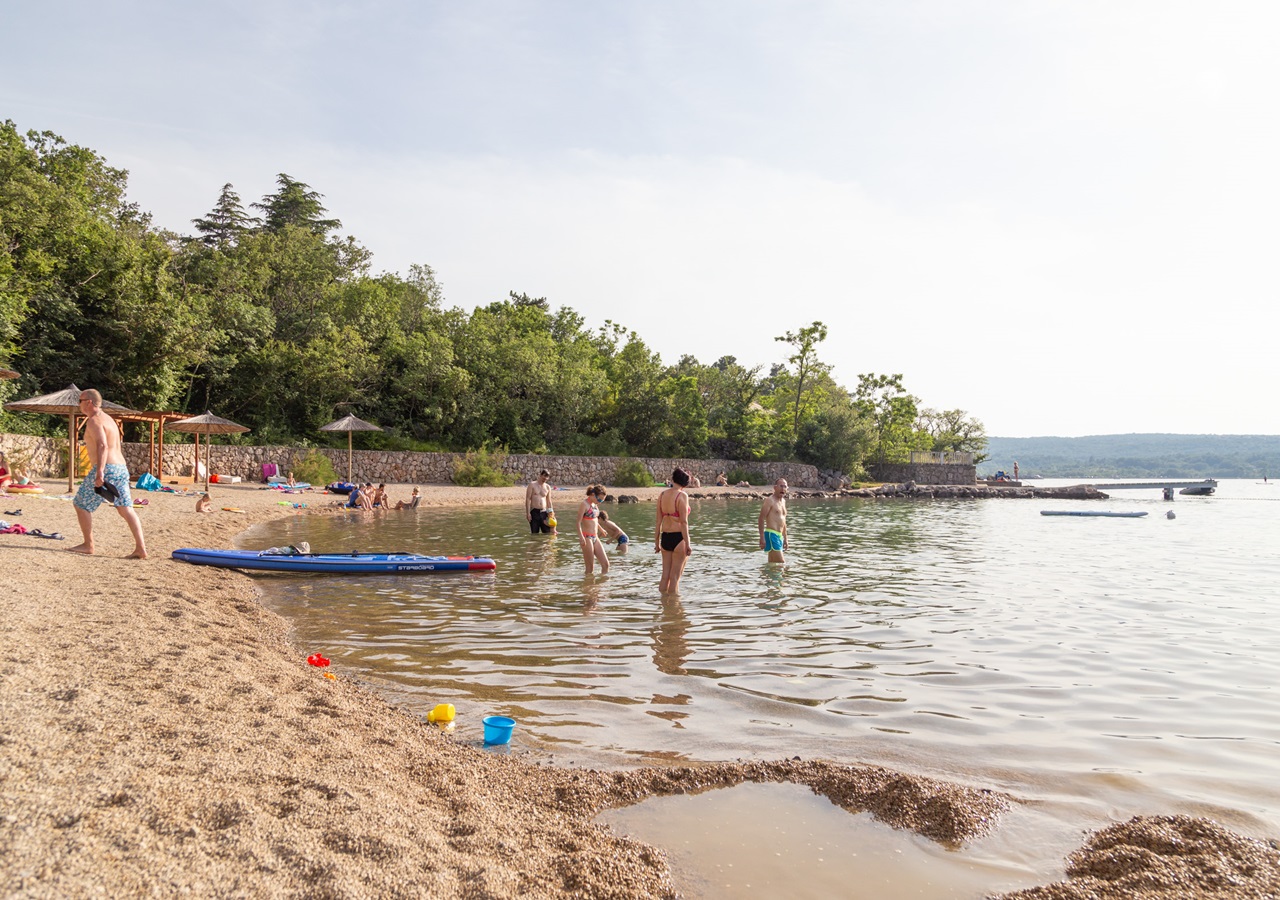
[525, 468, 556, 534]
[758, 478, 788, 563]
[70, 388, 147, 559]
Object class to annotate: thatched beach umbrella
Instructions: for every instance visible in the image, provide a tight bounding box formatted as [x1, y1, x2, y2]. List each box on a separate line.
[168, 411, 250, 493]
[0, 367, 18, 380]
[3, 384, 136, 492]
[319, 414, 382, 483]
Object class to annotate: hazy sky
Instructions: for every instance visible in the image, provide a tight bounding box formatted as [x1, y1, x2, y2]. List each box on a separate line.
[4, 1, 1276, 436]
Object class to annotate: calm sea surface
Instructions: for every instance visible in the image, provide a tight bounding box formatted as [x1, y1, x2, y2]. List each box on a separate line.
[246, 479, 1280, 897]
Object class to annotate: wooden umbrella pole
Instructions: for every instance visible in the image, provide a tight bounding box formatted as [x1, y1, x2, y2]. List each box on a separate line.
[68, 414, 76, 493]
[348, 431, 353, 483]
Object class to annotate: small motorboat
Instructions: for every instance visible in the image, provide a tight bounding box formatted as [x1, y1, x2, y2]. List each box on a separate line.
[172, 547, 496, 573]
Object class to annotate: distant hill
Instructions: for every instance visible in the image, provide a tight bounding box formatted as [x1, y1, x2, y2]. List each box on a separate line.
[982, 434, 1280, 479]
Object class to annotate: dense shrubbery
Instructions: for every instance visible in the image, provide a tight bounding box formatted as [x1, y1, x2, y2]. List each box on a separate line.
[611, 460, 653, 488]
[452, 449, 515, 487]
[291, 449, 338, 487]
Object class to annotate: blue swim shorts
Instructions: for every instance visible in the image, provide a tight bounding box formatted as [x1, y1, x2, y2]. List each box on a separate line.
[616, 533, 629, 544]
[74, 464, 134, 512]
[762, 528, 784, 553]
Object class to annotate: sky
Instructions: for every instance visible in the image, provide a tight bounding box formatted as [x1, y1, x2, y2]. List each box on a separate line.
[3, 0, 1277, 437]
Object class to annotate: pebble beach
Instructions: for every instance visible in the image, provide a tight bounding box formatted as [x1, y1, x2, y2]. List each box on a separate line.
[2, 480, 1277, 898]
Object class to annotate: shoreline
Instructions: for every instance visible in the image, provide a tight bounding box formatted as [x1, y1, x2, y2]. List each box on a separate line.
[1, 480, 1275, 897]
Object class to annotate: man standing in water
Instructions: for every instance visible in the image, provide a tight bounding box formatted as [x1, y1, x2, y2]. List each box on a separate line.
[70, 389, 147, 559]
[525, 468, 557, 534]
[758, 478, 788, 563]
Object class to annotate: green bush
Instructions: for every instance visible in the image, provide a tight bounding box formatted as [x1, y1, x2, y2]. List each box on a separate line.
[292, 449, 338, 486]
[612, 459, 653, 488]
[726, 467, 767, 486]
[452, 449, 515, 487]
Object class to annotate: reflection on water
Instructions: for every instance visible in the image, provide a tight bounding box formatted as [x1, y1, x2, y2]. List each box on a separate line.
[249, 482, 1280, 841]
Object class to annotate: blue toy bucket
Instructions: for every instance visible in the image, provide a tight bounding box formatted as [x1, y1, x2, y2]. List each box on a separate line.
[483, 715, 515, 745]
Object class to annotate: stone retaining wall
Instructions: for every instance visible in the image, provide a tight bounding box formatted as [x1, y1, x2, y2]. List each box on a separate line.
[0, 433, 64, 478]
[0, 432, 828, 489]
[868, 462, 976, 486]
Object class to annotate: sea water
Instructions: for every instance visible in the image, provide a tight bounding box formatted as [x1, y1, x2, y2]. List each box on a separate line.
[247, 479, 1280, 897]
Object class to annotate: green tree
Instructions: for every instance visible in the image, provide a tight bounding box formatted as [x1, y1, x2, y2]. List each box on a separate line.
[253, 174, 341, 235]
[917, 408, 989, 462]
[353, 268, 467, 443]
[794, 402, 875, 475]
[192, 183, 257, 249]
[447, 294, 561, 451]
[596, 328, 669, 454]
[854, 373, 923, 466]
[0, 123, 209, 410]
[654, 373, 709, 458]
[774, 321, 832, 444]
[0, 122, 132, 376]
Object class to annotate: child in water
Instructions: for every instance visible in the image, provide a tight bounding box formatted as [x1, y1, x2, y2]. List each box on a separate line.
[597, 509, 629, 553]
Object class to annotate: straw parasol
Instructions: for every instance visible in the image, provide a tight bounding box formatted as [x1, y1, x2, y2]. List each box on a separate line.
[319, 413, 383, 483]
[168, 411, 250, 493]
[3, 384, 136, 492]
[0, 367, 18, 380]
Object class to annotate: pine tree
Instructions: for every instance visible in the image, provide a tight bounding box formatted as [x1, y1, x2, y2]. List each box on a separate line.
[192, 183, 257, 248]
[252, 174, 341, 235]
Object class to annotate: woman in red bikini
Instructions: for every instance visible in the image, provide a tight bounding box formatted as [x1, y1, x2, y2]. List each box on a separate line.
[577, 484, 610, 575]
[655, 468, 692, 593]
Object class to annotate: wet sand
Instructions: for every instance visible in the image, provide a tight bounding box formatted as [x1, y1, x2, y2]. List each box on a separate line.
[1, 481, 1276, 897]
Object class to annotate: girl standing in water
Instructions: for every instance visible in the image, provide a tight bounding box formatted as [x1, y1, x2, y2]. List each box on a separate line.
[577, 484, 610, 575]
[655, 468, 692, 593]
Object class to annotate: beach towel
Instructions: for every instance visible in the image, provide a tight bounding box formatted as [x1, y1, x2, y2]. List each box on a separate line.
[262, 463, 279, 480]
[1, 523, 28, 534]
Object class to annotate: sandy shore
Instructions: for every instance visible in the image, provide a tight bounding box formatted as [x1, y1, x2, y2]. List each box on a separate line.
[2, 480, 1277, 898]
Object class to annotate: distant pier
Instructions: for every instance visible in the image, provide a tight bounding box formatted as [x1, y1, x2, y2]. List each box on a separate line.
[1078, 479, 1217, 496]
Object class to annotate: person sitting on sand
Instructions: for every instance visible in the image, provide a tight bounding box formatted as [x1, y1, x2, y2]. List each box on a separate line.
[394, 487, 421, 510]
[372, 483, 389, 508]
[345, 483, 364, 509]
[715, 472, 728, 486]
[195, 493, 212, 513]
[597, 509, 629, 553]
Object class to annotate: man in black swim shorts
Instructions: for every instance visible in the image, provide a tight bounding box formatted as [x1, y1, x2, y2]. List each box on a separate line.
[525, 469, 556, 534]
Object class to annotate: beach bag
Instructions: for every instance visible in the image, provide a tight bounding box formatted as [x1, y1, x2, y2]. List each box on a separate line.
[135, 472, 162, 491]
